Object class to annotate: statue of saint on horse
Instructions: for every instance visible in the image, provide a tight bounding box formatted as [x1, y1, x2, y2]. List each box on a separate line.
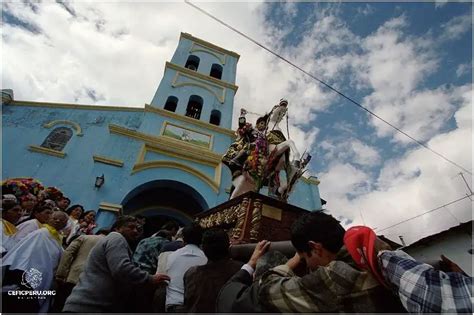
[222, 99, 311, 201]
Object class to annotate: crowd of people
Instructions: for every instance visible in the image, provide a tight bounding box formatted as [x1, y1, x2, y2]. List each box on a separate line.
[1, 177, 473, 313]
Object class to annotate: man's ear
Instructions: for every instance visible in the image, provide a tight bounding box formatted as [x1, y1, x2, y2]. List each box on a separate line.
[308, 241, 323, 254]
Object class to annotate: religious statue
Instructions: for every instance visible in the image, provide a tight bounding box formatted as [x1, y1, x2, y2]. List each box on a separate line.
[222, 99, 312, 201]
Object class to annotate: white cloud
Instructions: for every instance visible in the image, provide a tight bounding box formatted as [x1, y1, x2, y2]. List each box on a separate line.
[319, 138, 381, 167]
[456, 63, 471, 77]
[357, 4, 375, 16]
[439, 13, 471, 41]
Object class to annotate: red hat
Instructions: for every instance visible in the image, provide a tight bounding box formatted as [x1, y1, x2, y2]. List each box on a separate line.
[344, 226, 387, 287]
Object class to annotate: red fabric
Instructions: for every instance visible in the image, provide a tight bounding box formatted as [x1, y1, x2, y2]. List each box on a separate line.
[344, 226, 387, 287]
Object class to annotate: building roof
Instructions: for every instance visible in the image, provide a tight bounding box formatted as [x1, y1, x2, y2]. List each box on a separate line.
[405, 220, 472, 249]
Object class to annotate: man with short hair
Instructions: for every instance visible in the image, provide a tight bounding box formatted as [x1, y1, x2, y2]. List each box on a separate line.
[133, 220, 178, 274]
[63, 216, 169, 313]
[165, 223, 207, 312]
[183, 228, 242, 312]
[258, 212, 406, 313]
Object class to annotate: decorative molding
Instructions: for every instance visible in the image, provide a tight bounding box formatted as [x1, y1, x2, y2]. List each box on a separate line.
[93, 155, 124, 167]
[8, 100, 144, 112]
[131, 160, 219, 192]
[180, 32, 240, 60]
[145, 104, 235, 137]
[301, 176, 321, 185]
[198, 204, 240, 229]
[249, 199, 263, 241]
[166, 62, 238, 92]
[190, 42, 226, 65]
[172, 71, 226, 103]
[43, 120, 83, 136]
[109, 125, 222, 165]
[98, 202, 122, 213]
[28, 145, 66, 158]
[232, 197, 249, 240]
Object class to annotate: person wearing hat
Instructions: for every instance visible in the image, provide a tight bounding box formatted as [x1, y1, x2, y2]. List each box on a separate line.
[344, 226, 473, 313]
[1, 194, 23, 254]
[258, 211, 405, 313]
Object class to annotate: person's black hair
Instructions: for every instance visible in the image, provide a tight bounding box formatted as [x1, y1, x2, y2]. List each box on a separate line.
[135, 214, 146, 220]
[112, 215, 138, 231]
[182, 223, 203, 246]
[60, 197, 71, 203]
[256, 114, 269, 125]
[202, 228, 230, 261]
[96, 228, 110, 235]
[156, 230, 173, 241]
[66, 204, 84, 215]
[2, 199, 19, 211]
[291, 211, 345, 254]
[161, 221, 179, 232]
[80, 210, 96, 220]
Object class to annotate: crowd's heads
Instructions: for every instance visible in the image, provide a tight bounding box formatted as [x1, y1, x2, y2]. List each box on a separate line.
[57, 197, 71, 210]
[113, 215, 140, 242]
[81, 210, 96, 223]
[291, 211, 345, 268]
[96, 228, 110, 236]
[66, 205, 84, 220]
[202, 228, 230, 261]
[1, 194, 23, 224]
[48, 211, 69, 231]
[162, 221, 179, 236]
[255, 250, 288, 280]
[19, 193, 38, 212]
[182, 223, 203, 246]
[33, 201, 55, 224]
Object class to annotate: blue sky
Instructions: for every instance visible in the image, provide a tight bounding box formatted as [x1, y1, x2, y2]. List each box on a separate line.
[2, 1, 472, 244]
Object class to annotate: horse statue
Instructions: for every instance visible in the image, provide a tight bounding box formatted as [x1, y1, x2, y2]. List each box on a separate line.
[223, 100, 310, 201]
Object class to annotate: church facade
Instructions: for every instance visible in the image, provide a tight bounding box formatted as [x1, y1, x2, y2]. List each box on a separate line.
[2, 33, 322, 230]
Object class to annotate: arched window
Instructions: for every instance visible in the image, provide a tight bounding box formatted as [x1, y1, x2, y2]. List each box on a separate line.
[209, 64, 223, 80]
[209, 110, 221, 126]
[185, 55, 200, 71]
[185, 95, 203, 120]
[164, 96, 178, 112]
[40, 127, 73, 151]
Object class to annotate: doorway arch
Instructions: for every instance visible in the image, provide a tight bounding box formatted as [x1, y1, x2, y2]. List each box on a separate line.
[121, 180, 208, 236]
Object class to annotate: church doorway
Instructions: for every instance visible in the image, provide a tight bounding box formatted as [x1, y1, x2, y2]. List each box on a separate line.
[121, 180, 208, 237]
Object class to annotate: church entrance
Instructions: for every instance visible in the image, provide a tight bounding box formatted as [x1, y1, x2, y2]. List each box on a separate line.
[121, 180, 208, 237]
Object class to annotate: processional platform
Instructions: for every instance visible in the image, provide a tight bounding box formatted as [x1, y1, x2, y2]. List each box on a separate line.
[195, 191, 309, 244]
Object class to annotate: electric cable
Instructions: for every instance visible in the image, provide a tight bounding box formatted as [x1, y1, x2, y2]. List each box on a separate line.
[184, 0, 472, 175]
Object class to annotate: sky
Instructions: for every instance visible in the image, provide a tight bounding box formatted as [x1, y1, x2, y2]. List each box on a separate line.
[2, 0, 472, 245]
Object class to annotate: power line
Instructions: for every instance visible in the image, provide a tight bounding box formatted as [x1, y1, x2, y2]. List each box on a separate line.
[376, 194, 472, 233]
[184, 0, 472, 176]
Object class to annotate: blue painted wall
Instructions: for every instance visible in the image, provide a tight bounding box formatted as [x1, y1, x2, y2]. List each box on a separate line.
[2, 33, 322, 229]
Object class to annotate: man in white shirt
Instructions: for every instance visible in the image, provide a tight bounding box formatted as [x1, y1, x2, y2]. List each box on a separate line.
[165, 224, 207, 312]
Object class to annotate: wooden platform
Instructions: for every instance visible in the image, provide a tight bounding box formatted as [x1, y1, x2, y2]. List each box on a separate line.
[195, 191, 310, 244]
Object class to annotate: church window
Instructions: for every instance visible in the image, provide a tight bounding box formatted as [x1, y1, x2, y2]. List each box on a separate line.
[185, 95, 203, 120]
[164, 96, 178, 112]
[185, 55, 200, 71]
[40, 127, 73, 151]
[209, 110, 221, 126]
[210, 64, 223, 79]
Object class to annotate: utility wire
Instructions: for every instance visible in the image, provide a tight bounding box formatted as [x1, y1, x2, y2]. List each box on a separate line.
[377, 194, 472, 233]
[185, 0, 472, 176]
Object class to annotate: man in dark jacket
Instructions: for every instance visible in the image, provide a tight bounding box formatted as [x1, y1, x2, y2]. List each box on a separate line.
[183, 228, 242, 312]
[217, 242, 287, 313]
[63, 216, 169, 313]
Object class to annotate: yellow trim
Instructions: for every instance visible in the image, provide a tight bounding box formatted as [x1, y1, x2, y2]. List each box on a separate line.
[143, 142, 219, 167]
[166, 62, 238, 92]
[99, 202, 122, 213]
[109, 124, 222, 163]
[181, 32, 240, 60]
[43, 120, 83, 136]
[144, 104, 235, 137]
[132, 161, 219, 192]
[93, 155, 124, 167]
[8, 100, 144, 111]
[301, 176, 321, 185]
[190, 42, 226, 65]
[173, 75, 225, 103]
[28, 145, 66, 158]
[161, 121, 213, 150]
